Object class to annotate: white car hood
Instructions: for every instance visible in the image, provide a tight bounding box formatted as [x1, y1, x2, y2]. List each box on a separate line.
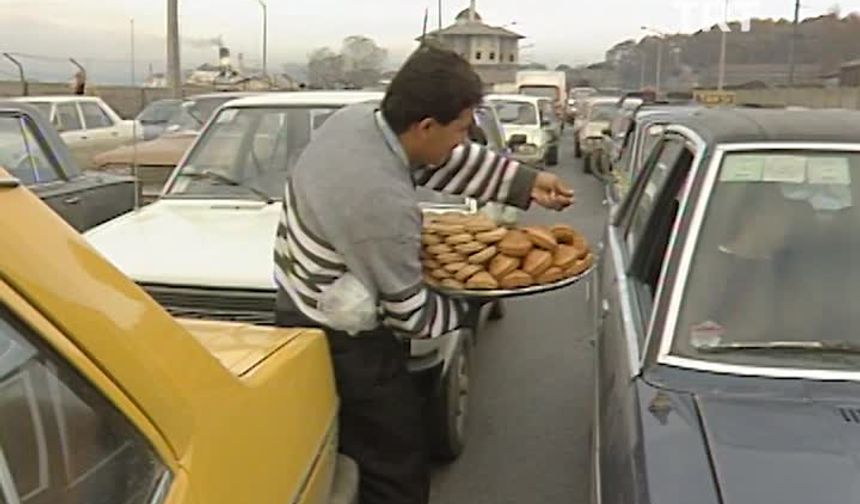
[85, 199, 280, 290]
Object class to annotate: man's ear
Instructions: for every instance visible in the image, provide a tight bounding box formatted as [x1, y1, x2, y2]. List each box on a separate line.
[416, 117, 436, 134]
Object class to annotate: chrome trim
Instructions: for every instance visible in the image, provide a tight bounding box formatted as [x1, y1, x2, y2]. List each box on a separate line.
[148, 469, 172, 504]
[607, 225, 640, 378]
[0, 436, 21, 504]
[641, 126, 707, 369]
[658, 141, 860, 381]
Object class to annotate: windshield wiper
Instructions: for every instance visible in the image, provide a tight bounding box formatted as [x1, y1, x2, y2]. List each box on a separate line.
[695, 341, 860, 355]
[184, 170, 274, 204]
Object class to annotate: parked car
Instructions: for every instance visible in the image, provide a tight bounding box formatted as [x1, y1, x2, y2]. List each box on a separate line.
[592, 108, 860, 504]
[85, 91, 477, 461]
[93, 92, 258, 203]
[487, 93, 559, 166]
[0, 167, 357, 504]
[575, 96, 619, 172]
[137, 98, 183, 140]
[0, 100, 134, 231]
[13, 96, 143, 169]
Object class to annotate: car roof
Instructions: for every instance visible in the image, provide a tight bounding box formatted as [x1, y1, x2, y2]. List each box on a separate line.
[674, 108, 860, 145]
[187, 91, 260, 101]
[225, 90, 384, 108]
[11, 95, 104, 103]
[485, 93, 541, 104]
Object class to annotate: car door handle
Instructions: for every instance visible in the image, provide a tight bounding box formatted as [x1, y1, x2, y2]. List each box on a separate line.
[64, 196, 81, 205]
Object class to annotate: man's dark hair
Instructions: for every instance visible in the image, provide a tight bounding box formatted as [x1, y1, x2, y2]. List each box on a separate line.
[382, 44, 483, 134]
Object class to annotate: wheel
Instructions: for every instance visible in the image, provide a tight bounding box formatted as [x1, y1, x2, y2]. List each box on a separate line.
[546, 145, 559, 166]
[583, 153, 592, 174]
[429, 338, 471, 461]
[488, 300, 506, 321]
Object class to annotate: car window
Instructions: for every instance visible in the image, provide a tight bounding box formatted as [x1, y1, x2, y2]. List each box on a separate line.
[473, 107, 505, 151]
[0, 306, 167, 504]
[0, 115, 61, 185]
[672, 150, 860, 371]
[29, 103, 52, 122]
[626, 138, 685, 250]
[589, 103, 617, 122]
[137, 100, 179, 124]
[493, 101, 538, 126]
[55, 104, 82, 132]
[80, 102, 114, 129]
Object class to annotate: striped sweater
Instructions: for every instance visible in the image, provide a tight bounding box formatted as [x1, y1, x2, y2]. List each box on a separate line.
[275, 103, 537, 339]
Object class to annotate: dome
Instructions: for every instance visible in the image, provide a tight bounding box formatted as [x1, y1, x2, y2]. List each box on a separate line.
[455, 8, 482, 22]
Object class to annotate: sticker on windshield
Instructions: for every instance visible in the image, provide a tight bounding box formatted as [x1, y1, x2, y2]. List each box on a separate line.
[690, 320, 725, 348]
[720, 155, 764, 182]
[215, 109, 238, 124]
[807, 157, 851, 186]
[762, 155, 806, 184]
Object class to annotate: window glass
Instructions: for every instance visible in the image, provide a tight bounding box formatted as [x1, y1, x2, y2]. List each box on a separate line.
[627, 139, 684, 250]
[80, 103, 114, 129]
[492, 101, 538, 126]
[0, 115, 60, 185]
[55, 104, 82, 132]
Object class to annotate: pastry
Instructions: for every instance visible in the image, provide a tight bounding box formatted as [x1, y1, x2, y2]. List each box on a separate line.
[441, 278, 465, 290]
[466, 271, 499, 290]
[445, 233, 475, 245]
[522, 249, 553, 277]
[523, 226, 558, 251]
[488, 254, 520, 279]
[421, 233, 442, 246]
[573, 235, 590, 256]
[437, 212, 469, 224]
[424, 273, 440, 286]
[499, 270, 534, 289]
[550, 224, 577, 245]
[565, 253, 594, 277]
[454, 264, 483, 282]
[455, 241, 486, 255]
[444, 262, 468, 273]
[426, 243, 453, 255]
[431, 268, 452, 279]
[468, 245, 498, 265]
[537, 266, 565, 284]
[475, 227, 508, 244]
[498, 230, 533, 257]
[553, 245, 579, 270]
[464, 217, 498, 233]
[422, 259, 441, 270]
[420, 249, 430, 260]
[435, 223, 467, 236]
[437, 252, 467, 265]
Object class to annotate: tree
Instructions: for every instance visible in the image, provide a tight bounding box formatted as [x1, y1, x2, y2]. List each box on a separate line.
[307, 47, 344, 88]
[341, 36, 388, 88]
[555, 64, 572, 72]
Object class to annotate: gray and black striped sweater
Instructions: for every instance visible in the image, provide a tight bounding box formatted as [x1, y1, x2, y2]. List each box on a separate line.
[275, 103, 538, 339]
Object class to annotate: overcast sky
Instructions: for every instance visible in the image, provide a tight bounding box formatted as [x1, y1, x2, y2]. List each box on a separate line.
[3, 0, 860, 83]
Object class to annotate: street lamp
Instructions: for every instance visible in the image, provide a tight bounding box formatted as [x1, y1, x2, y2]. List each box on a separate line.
[641, 26, 667, 94]
[718, 0, 729, 90]
[256, 0, 268, 82]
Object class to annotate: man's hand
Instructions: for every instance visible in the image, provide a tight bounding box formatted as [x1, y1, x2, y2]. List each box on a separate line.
[531, 171, 574, 210]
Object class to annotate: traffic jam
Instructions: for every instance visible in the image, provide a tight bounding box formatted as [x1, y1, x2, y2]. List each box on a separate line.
[4, 2, 860, 504]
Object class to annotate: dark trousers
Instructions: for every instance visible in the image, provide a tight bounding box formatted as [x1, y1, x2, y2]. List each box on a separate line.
[275, 304, 430, 504]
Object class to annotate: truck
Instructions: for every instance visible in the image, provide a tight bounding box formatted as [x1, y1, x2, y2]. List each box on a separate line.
[516, 71, 568, 121]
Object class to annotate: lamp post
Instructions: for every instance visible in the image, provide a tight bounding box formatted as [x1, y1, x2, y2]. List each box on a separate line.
[256, 0, 268, 82]
[641, 26, 667, 93]
[718, 0, 729, 90]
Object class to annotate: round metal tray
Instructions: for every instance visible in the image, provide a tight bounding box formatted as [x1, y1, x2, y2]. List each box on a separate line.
[431, 266, 594, 300]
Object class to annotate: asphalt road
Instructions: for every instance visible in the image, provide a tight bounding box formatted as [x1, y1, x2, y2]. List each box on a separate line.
[429, 137, 610, 503]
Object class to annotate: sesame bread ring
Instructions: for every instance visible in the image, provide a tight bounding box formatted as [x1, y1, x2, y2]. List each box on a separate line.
[468, 245, 498, 265]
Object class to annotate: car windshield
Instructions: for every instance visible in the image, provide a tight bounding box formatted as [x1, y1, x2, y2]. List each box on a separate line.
[165, 96, 237, 132]
[519, 86, 558, 99]
[493, 101, 538, 126]
[137, 100, 181, 123]
[167, 106, 338, 200]
[473, 106, 505, 151]
[29, 102, 52, 120]
[590, 103, 617, 122]
[672, 149, 860, 370]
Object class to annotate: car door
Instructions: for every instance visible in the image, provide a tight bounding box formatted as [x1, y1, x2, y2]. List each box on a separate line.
[53, 102, 92, 170]
[78, 101, 122, 167]
[595, 134, 697, 504]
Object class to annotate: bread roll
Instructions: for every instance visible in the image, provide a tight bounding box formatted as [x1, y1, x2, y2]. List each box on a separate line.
[422, 259, 441, 270]
[522, 249, 553, 277]
[488, 254, 520, 279]
[426, 243, 453, 255]
[444, 262, 468, 273]
[475, 227, 508, 244]
[565, 253, 594, 277]
[550, 224, 577, 245]
[465, 217, 498, 233]
[454, 264, 483, 282]
[537, 266, 565, 284]
[431, 268, 452, 279]
[436, 223, 467, 236]
[468, 245, 497, 265]
[455, 241, 486, 255]
[421, 233, 442, 246]
[466, 271, 499, 290]
[437, 212, 469, 224]
[445, 233, 475, 245]
[437, 252, 467, 265]
[553, 245, 579, 270]
[498, 230, 533, 257]
[441, 278, 465, 290]
[499, 270, 534, 289]
[523, 226, 558, 251]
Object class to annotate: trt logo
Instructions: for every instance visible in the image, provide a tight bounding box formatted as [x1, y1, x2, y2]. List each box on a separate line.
[672, 0, 755, 33]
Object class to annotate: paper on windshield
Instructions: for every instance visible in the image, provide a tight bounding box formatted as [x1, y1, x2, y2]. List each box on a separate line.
[807, 157, 851, 185]
[720, 154, 764, 182]
[762, 155, 806, 183]
[215, 109, 238, 124]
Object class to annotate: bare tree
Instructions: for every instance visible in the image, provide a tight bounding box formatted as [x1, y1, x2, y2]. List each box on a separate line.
[307, 47, 344, 89]
[341, 36, 388, 88]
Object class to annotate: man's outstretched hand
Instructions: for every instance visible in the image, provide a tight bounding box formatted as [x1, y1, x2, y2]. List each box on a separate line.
[531, 171, 574, 210]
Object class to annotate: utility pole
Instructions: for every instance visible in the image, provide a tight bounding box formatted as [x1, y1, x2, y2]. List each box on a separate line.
[3, 53, 27, 96]
[438, 0, 442, 30]
[655, 39, 663, 94]
[167, 0, 181, 97]
[718, 0, 729, 90]
[131, 19, 136, 87]
[257, 0, 268, 82]
[788, 0, 800, 86]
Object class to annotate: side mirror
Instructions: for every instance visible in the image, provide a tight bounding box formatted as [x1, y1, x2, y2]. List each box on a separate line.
[508, 134, 527, 148]
[602, 127, 612, 136]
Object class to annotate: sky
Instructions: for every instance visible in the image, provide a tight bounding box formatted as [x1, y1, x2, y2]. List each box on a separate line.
[3, 0, 860, 83]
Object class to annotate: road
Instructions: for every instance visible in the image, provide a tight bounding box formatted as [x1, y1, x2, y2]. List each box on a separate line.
[429, 136, 609, 503]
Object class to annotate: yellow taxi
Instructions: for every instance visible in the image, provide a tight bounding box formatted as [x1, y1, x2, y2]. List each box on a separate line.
[0, 169, 357, 503]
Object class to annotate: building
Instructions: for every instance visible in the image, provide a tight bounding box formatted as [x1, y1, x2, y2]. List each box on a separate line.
[418, 0, 524, 86]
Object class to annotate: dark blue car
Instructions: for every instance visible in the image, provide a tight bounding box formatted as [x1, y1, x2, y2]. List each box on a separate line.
[593, 107, 860, 504]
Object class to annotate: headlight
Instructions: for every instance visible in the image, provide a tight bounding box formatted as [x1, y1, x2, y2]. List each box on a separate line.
[516, 143, 539, 155]
[101, 165, 133, 177]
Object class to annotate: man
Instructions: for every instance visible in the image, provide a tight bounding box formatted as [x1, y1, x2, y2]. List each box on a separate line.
[274, 45, 573, 504]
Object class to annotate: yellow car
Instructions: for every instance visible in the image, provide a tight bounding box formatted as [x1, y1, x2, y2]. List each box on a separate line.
[0, 169, 357, 503]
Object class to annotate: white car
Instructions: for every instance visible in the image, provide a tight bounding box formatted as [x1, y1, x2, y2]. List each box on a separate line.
[575, 96, 619, 171]
[13, 96, 142, 169]
[85, 90, 476, 461]
[487, 93, 558, 167]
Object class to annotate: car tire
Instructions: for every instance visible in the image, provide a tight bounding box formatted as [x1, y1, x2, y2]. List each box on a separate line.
[546, 145, 559, 166]
[429, 337, 471, 462]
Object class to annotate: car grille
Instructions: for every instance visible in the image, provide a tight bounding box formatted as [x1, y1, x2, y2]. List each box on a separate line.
[139, 283, 276, 325]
